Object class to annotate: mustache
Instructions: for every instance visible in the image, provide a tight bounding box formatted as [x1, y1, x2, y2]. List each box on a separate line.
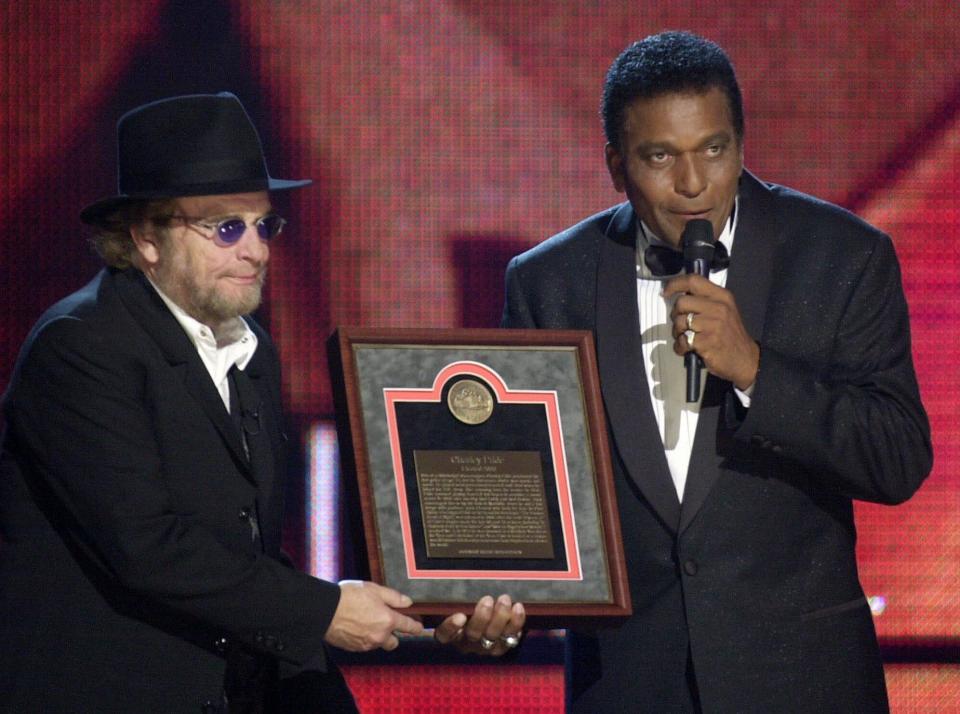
[224, 268, 267, 282]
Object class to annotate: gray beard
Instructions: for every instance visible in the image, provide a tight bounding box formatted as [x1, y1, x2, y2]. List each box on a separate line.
[184, 276, 265, 327]
[152, 263, 266, 328]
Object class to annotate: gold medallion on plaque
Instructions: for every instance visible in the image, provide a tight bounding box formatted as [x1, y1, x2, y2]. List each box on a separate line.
[447, 379, 494, 425]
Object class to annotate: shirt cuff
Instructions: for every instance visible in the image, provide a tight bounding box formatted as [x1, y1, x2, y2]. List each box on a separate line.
[734, 382, 755, 408]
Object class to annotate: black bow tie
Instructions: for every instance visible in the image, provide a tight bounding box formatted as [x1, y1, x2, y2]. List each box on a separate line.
[643, 241, 730, 278]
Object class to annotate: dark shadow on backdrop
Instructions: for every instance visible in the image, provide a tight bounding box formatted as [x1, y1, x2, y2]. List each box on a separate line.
[844, 78, 960, 211]
[451, 235, 532, 329]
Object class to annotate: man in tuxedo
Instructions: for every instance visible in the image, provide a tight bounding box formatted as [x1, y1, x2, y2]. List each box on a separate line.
[502, 32, 931, 712]
[0, 92, 430, 712]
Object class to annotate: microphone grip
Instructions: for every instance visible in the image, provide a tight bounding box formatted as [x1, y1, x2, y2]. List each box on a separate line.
[685, 257, 709, 402]
[685, 352, 701, 402]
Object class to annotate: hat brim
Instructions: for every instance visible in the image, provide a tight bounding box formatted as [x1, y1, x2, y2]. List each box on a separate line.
[80, 176, 312, 226]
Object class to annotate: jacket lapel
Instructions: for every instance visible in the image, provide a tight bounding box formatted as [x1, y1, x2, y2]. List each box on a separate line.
[678, 171, 782, 533]
[236, 341, 279, 496]
[112, 269, 254, 478]
[595, 203, 682, 532]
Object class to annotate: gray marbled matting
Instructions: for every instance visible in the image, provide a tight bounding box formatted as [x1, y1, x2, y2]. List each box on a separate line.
[353, 344, 612, 605]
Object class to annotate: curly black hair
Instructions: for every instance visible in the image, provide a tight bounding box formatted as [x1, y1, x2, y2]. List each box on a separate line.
[601, 31, 744, 150]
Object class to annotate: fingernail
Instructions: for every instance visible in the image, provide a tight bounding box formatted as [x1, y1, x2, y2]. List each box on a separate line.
[514, 603, 524, 616]
[479, 596, 494, 609]
[453, 613, 467, 627]
[497, 594, 511, 608]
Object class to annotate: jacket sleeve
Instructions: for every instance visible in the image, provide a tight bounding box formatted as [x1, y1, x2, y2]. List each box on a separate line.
[734, 235, 932, 504]
[4, 315, 341, 667]
[501, 255, 538, 329]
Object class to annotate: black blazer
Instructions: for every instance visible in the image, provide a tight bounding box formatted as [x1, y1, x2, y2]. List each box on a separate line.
[503, 171, 932, 713]
[0, 268, 342, 712]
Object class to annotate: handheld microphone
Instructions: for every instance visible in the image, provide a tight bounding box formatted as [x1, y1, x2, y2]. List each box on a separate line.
[681, 219, 716, 402]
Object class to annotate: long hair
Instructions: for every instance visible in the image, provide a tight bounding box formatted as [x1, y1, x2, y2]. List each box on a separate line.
[88, 199, 174, 268]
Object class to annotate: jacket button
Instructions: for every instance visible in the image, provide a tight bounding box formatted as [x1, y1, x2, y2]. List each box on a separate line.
[683, 559, 698, 576]
[771, 444, 783, 454]
[239, 507, 251, 521]
[255, 632, 264, 644]
[214, 636, 228, 653]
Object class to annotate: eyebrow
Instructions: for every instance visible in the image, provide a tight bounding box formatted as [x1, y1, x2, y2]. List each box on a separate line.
[634, 132, 733, 153]
[191, 209, 275, 221]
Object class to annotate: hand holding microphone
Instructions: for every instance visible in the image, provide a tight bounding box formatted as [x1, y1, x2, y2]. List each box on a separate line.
[664, 220, 759, 397]
[680, 220, 716, 402]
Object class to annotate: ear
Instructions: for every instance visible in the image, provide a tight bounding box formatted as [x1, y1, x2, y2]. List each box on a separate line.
[604, 143, 626, 193]
[130, 223, 161, 267]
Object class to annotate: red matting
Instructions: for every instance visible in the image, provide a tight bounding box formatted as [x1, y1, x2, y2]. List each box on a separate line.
[384, 360, 581, 581]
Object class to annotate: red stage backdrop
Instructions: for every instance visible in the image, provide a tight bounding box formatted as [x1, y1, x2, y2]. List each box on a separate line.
[2, 1, 958, 710]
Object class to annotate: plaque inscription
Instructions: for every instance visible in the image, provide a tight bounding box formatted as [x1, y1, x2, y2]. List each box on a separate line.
[414, 450, 555, 559]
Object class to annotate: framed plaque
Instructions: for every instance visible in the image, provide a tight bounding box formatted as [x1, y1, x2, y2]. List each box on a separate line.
[328, 327, 630, 624]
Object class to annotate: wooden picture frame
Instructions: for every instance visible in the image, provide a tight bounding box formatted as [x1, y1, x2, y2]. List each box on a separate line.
[328, 327, 630, 625]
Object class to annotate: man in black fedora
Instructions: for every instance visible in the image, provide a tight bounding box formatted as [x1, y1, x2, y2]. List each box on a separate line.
[0, 92, 431, 712]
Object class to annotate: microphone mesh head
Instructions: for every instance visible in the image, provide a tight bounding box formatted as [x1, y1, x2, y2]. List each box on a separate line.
[681, 219, 716, 262]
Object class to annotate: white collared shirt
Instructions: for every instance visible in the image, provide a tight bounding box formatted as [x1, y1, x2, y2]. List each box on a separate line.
[147, 279, 258, 412]
[635, 199, 738, 501]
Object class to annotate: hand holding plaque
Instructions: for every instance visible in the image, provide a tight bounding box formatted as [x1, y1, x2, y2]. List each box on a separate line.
[324, 580, 424, 652]
[434, 594, 526, 656]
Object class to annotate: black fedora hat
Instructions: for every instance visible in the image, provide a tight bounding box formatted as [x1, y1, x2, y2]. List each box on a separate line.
[80, 92, 311, 226]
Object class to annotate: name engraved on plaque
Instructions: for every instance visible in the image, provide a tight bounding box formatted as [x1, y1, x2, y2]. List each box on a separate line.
[414, 450, 555, 559]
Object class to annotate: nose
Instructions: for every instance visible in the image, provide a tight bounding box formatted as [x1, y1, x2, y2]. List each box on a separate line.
[674, 153, 706, 198]
[235, 224, 269, 264]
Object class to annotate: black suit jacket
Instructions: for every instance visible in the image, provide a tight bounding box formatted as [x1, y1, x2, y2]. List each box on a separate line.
[0, 268, 345, 712]
[503, 171, 932, 713]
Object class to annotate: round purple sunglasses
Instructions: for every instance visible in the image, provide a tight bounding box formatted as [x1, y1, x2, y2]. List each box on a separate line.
[167, 213, 287, 247]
